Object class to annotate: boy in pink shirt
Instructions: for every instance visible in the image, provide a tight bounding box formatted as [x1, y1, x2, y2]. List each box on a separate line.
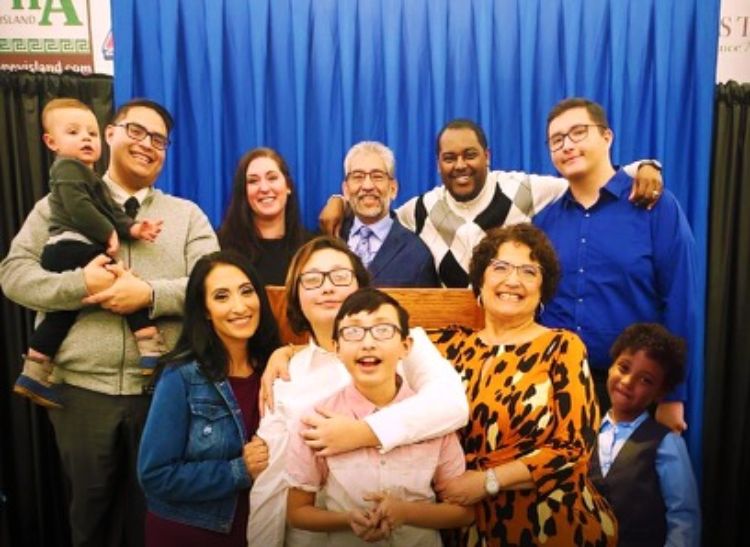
[285, 288, 473, 545]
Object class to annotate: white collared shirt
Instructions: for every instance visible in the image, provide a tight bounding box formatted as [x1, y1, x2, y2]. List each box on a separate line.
[102, 171, 150, 207]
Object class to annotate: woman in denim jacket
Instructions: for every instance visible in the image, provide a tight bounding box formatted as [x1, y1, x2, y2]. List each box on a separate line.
[138, 250, 280, 546]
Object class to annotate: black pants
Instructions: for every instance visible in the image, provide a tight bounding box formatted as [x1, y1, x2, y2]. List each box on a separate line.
[591, 366, 611, 416]
[48, 384, 151, 547]
[29, 240, 152, 357]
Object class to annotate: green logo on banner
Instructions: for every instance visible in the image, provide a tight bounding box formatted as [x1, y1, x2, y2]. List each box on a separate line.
[11, 0, 82, 26]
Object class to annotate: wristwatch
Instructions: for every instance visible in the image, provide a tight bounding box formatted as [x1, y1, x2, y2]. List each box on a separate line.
[484, 468, 499, 496]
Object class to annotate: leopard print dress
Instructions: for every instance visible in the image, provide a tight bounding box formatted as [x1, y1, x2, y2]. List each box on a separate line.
[430, 327, 617, 547]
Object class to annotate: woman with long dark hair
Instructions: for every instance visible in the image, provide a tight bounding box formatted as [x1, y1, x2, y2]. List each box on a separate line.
[218, 148, 312, 285]
[138, 250, 280, 546]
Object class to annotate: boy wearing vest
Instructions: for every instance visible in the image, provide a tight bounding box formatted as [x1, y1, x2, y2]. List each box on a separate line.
[589, 323, 701, 547]
[285, 288, 473, 545]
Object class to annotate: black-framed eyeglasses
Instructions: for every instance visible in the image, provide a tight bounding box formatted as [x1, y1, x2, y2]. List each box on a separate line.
[338, 323, 402, 342]
[298, 268, 355, 290]
[115, 122, 170, 150]
[346, 169, 391, 185]
[547, 124, 606, 152]
[488, 259, 542, 282]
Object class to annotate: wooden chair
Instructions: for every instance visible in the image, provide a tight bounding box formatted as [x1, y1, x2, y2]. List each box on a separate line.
[265, 286, 484, 344]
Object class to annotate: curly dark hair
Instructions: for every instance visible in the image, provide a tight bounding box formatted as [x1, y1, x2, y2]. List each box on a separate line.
[158, 250, 280, 382]
[285, 236, 371, 336]
[468, 223, 560, 304]
[609, 323, 686, 394]
[217, 147, 307, 264]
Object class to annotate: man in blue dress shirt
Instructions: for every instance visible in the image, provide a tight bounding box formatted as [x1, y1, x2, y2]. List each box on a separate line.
[533, 97, 698, 434]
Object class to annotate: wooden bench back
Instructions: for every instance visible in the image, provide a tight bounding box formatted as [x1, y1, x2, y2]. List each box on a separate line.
[265, 286, 484, 344]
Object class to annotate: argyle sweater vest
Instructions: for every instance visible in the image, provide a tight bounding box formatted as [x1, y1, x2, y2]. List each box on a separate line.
[412, 172, 536, 287]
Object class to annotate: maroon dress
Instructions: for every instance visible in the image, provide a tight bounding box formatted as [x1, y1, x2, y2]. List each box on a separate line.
[145, 374, 260, 547]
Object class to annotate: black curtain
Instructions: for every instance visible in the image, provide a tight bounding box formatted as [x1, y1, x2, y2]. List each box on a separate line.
[0, 71, 113, 547]
[703, 80, 750, 545]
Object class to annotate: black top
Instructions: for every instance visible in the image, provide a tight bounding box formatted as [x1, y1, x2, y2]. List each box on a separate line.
[253, 231, 314, 286]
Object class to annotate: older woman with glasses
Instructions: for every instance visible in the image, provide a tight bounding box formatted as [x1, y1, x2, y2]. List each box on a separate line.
[247, 236, 467, 546]
[433, 223, 616, 546]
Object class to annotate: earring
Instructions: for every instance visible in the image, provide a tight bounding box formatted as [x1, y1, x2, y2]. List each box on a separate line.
[476, 294, 483, 308]
[537, 302, 545, 316]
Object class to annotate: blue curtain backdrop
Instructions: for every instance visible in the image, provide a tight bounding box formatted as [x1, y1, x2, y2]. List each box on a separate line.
[112, 0, 718, 473]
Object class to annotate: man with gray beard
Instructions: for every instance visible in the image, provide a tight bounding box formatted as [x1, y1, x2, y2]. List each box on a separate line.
[339, 141, 439, 287]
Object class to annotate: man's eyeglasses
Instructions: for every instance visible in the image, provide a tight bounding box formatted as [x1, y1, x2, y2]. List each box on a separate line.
[346, 169, 391, 185]
[298, 268, 355, 290]
[338, 323, 402, 342]
[115, 122, 170, 150]
[547, 124, 606, 152]
[488, 259, 542, 282]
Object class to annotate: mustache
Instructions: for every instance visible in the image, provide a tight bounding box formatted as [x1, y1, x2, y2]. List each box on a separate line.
[355, 192, 384, 200]
[450, 167, 475, 176]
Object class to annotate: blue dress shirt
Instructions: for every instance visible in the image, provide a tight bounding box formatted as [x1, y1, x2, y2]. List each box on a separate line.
[598, 412, 701, 547]
[533, 168, 698, 401]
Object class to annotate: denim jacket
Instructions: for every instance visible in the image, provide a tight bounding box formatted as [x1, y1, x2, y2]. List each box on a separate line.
[137, 361, 252, 533]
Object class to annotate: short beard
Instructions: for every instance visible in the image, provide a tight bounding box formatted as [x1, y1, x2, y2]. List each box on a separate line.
[449, 174, 485, 202]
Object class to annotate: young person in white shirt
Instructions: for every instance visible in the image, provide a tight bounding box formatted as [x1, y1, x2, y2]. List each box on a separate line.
[247, 237, 467, 547]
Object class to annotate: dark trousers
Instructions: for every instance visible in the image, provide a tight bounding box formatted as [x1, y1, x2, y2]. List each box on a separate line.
[48, 384, 151, 547]
[29, 240, 152, 357]
[591, 367, 612, 416]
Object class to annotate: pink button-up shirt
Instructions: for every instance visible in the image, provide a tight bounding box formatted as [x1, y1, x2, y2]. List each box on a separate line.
[247, 328, 468, 547]
[285, 381, 466, 547]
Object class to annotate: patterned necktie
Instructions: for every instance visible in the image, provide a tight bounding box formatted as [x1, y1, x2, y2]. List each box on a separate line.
[355, 226, 374, 266]
[124, 196, 140, 219]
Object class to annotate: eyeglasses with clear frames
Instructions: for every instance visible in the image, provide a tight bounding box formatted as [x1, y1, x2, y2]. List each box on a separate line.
[346, 169, 391, 185]
[338, 323, 402, 342]
[115, 122, 170, 150]
[298, 268, 355, 290]
[488, 259, 543, 282]
[547, 124, 606, 152]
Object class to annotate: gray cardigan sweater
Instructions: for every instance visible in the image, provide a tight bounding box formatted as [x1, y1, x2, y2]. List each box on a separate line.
[0, 189, 218, 395]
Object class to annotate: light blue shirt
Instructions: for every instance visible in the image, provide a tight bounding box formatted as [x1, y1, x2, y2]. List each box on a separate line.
[598, 412, 701, 547]
[348, 215, 393, 261]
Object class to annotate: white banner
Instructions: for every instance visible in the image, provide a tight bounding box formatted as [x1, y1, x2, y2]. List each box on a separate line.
[0, 0, 113, 76]
[717, 0, 750, 83]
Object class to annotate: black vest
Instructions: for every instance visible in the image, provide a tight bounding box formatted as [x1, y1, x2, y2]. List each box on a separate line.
[589, 417, 670, 547]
